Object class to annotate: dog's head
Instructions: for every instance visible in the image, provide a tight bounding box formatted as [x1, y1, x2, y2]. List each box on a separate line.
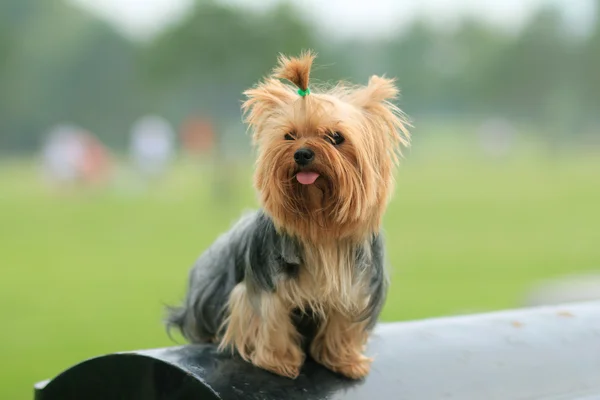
[243, 51, 410, 243]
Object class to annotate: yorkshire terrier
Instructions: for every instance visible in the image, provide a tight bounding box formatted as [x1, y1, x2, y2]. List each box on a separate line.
[166, 51, 410, 380]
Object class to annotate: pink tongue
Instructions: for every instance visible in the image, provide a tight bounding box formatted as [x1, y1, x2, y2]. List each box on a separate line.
[296, 172, 320, 185]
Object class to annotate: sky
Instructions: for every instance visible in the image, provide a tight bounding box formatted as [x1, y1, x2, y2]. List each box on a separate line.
[70, 0, 596, 41]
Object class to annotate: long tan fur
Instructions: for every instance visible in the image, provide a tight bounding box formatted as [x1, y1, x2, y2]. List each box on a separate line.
[219, 283, 305, 378]
[219, 241, 371, 379]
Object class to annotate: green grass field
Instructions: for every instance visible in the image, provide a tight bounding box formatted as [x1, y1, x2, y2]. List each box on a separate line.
[1, 134, 599, 399]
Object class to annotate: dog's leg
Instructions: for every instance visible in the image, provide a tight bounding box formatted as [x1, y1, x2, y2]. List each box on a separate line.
[219, 282, 305, 379]
[309, 310, 372, 379]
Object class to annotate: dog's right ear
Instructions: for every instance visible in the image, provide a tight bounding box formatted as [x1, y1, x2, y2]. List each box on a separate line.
[243, 51, 316, 144]
[242, 78, 295, 143]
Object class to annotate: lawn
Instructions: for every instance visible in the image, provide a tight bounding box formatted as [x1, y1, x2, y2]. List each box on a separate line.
[1, 133, 599, 399]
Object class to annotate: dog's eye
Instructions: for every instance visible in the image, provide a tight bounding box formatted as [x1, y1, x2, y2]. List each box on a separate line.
[326, 132, 345, 146]
[284, 133, 295, 141]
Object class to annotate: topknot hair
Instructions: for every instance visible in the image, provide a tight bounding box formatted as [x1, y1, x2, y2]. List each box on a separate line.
[272, 50, 316, 92]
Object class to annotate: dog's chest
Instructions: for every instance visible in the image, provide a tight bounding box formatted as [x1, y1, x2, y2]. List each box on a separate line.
[279, 242, 370, 315]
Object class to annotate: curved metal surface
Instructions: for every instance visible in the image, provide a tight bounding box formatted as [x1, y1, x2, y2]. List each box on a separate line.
[34, 301, 600, 400]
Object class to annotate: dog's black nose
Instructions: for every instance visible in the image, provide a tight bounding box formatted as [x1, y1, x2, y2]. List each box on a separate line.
[294, 148, 315, 166]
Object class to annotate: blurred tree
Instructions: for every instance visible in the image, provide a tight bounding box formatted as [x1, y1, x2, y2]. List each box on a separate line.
[446, 19, 512, 114]
[0, 0, 140, 153]
[582, 0, 600, 122]
[475, 5, 588, 153]
[481, 6, 570, 119]
[384, 20, 446, 115]
[0, 0, 598, 154]
[142, 0, 316, 127]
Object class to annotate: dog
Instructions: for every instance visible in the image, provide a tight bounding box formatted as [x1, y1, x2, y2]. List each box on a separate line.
[166, 50, 410, 380]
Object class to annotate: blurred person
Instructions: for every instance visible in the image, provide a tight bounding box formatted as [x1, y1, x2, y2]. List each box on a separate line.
[478, 118, 516, 160]
[180, 115, 215, 159]
[41, 124, 112, 188]
[130, 115, 176, 179]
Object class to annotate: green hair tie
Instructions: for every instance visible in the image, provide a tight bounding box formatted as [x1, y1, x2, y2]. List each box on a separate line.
[297, 87, 310, 97]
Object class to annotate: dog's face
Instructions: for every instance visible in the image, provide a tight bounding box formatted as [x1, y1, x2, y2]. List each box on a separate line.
[243, 52, 409, 242]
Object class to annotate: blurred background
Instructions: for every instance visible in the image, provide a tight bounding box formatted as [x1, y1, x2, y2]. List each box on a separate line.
[1, 0, 600, 397]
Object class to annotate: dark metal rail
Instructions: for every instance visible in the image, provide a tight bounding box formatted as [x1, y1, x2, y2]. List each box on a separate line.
[34, 301, 600, 399]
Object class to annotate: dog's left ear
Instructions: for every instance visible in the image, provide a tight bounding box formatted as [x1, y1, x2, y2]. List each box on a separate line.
[350, 75, 398, 110]
[350, 75, 411, 151]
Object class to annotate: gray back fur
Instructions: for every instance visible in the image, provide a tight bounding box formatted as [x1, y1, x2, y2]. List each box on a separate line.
[165, 210, 388, 342]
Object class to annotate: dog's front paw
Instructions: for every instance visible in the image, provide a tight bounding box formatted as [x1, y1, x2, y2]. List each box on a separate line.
[256, 359, 301, 379]
[331, 354, 373, 380]
[311, 345, 373, 380]
[251, 345, 305, 379]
